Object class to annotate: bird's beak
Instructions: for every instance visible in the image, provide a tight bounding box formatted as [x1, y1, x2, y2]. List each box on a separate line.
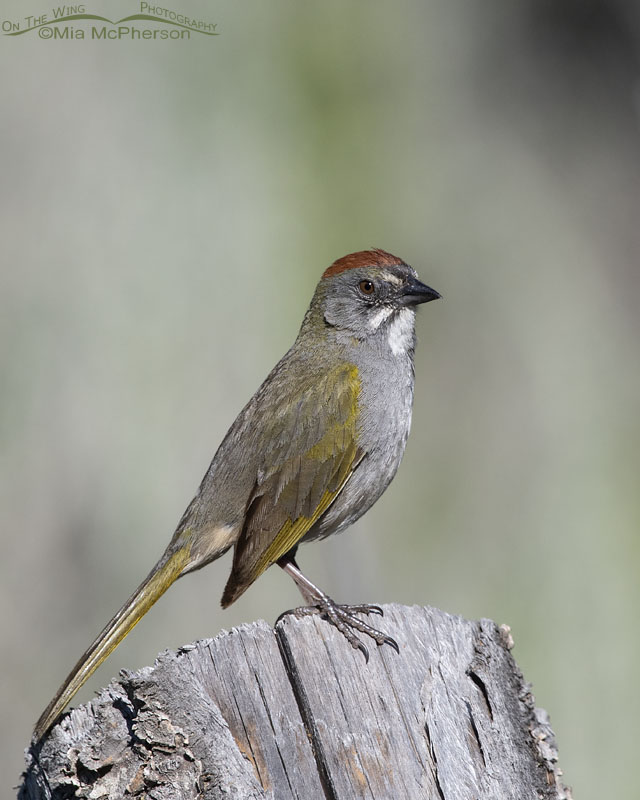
[399, 276, 441, 307]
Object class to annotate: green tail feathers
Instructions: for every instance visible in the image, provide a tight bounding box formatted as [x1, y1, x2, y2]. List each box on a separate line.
[33, 547, 190, 741]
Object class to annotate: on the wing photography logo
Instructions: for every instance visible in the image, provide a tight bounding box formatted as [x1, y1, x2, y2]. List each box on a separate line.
[2, 2, 218, 40]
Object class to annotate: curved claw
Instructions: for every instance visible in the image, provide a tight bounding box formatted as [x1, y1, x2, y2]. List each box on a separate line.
[383, 635, 400, 654]
[342, 603, 384, 617]
[356, 640, 370, 663]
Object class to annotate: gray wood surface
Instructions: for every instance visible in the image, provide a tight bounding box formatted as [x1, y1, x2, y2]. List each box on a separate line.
[20, 604, 571, 799]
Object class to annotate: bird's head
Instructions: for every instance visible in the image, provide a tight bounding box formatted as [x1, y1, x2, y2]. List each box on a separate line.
[310, 249, 440, 349]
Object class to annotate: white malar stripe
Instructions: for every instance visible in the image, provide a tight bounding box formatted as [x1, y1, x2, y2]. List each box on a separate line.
[368, 306, 394, 331]
[388, 308, 414, 356]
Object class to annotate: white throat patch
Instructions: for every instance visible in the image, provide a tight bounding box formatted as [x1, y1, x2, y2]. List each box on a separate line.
[387, 308, 414, 356]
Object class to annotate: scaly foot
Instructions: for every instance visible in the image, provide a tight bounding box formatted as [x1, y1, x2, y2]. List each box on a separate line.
[278, 599, 399, 662]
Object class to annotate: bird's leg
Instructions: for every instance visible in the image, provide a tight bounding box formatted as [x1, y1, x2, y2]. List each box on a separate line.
[276, 555, 399, 661]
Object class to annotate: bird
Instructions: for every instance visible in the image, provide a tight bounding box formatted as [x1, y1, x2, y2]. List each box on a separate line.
[34, 248, 440, 741]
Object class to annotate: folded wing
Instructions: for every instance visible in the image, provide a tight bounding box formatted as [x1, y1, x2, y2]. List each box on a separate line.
[221, 362, 363, 606]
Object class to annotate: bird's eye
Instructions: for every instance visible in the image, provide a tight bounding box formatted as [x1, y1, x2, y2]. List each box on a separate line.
[359, 280, 375, 296]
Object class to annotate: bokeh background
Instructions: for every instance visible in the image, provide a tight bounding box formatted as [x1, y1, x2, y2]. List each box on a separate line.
[2, 1, 639, 796]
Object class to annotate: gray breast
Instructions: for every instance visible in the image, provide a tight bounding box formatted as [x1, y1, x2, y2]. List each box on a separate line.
[304, 342, 415, 543]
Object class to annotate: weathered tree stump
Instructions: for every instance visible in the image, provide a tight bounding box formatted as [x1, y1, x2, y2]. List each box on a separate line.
[20, 604, 570, 799]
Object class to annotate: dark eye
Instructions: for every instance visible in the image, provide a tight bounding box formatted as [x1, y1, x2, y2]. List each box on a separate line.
[359, 280, 375, 295]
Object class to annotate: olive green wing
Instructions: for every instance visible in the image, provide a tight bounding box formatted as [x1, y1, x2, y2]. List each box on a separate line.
[221, 362, 363, 607]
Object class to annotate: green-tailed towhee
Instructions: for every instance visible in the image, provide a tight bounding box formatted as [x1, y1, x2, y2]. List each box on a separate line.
[34, 248, 440, 739]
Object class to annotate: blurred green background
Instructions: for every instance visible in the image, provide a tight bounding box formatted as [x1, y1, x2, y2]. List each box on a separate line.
[2, 1, 639, 796]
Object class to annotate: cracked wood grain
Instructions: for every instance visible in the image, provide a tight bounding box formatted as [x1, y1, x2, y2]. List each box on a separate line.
[20, 605, 570, 800]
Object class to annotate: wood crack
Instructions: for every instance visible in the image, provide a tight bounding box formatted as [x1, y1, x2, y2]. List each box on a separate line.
[275, 623, 336, 800]
[423, 719, 446, 800]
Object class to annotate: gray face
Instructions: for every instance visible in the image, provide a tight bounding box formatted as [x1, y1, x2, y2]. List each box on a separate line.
[320, 264, 434, 339]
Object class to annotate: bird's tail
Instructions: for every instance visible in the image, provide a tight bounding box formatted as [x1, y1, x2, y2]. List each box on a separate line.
[33, 545, 191, 741]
